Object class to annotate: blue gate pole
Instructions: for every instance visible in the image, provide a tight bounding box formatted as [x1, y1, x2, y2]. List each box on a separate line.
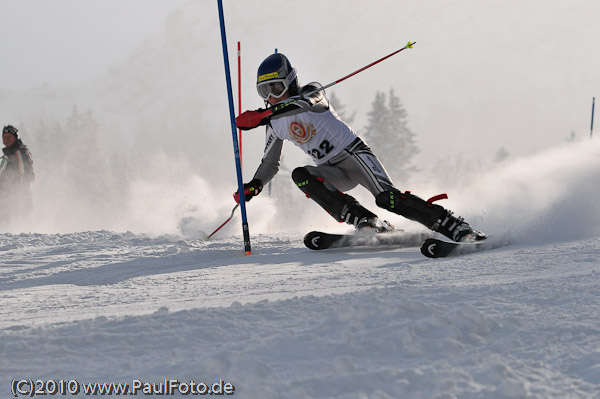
[591, 97, 595, 139]
[217, 0, 251, 255]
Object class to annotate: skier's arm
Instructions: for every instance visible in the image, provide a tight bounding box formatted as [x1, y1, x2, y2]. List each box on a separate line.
[252, 127, 284, 185]
[0, 155, 7, 175]
[269, 82, 329, 120]
[235, 82, 329, 130]
[234, 127, 283, 203]
[20, 148, 35, 183]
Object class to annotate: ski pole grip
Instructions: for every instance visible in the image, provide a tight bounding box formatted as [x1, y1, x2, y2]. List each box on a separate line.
[236, 109, 273, 130]
[233, 187, 253, 204]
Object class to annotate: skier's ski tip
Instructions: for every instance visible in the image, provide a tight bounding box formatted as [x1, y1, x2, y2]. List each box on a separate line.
[420, 234, 490, 258]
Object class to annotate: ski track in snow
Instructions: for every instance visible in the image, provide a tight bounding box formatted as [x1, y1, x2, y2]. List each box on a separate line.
[1, 230, 599, 399]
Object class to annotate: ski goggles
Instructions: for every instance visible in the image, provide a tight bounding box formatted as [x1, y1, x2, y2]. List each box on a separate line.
[256, 68, 297, 100]
[2, 125, 18, 136]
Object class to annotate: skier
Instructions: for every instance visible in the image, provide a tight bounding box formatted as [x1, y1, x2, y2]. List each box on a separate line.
[1, 125, 35, 224]
[235, 53, 486, 243]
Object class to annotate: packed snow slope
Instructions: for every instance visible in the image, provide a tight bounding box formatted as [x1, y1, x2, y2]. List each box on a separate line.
[1, 140, 600, 398]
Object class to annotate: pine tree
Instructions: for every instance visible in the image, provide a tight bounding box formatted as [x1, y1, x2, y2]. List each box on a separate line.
[386, 88, 418, 180]
[62, 106, 111, 200]
[329, 91, 356, 124]
[493, 146, 510, 163]
[566, 130, 578, 143]
[363, 89, 418, 183]
[363, 91, 390, 149]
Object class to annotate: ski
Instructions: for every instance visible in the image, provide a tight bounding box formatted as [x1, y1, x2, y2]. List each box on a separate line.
[304, 230, 430, 250]
[420, 236, 502, 258]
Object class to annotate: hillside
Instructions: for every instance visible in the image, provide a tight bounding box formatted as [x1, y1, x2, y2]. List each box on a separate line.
[1, 139, 600, 398]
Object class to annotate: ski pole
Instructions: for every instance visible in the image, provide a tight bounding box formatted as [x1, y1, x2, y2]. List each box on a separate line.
[305, 41, 416, 97]
[237, 42, 416, 127]
[206, 204, 239, 239]
[206, 182, 256, 239]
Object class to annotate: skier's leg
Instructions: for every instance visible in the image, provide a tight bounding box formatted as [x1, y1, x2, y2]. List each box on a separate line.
[332, 138, 396, 196]
[292, 166, 392, 231]
[375, 190, 486, 242]
[332, 139, 484, 242]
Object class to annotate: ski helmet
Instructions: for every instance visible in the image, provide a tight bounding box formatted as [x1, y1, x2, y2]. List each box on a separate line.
[2, 125, 18, 138]
[256, 53, 299, 101]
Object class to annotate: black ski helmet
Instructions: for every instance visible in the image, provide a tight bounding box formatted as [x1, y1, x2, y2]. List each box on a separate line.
[256, 53, 299, 100]
[2, 125, 18, 138]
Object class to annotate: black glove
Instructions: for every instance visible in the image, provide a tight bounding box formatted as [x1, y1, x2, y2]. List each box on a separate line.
[233, 178, 263, 203]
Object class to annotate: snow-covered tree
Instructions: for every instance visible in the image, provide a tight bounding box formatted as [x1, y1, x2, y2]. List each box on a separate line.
[363, 89, 418, 183]
[363, 91, 389, 147]
[329, 91, 356, 124]
[493, 146, 510, 164]
[59, 107, 108, 198]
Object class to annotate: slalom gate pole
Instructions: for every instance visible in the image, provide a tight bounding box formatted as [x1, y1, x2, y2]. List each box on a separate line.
[591, 97, 595, 139]
[238, 41, 243, 165]
[217, 0, 252, 255]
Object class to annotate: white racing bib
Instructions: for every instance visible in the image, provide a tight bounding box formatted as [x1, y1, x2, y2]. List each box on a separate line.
[269, 107, 357, 164]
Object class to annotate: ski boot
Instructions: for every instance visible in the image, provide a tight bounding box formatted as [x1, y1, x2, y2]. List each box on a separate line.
[433, 211, 487, 242]
[356, 216, 396, 233]
[340, 202, 395, 233]
[375, 189, 486, 242]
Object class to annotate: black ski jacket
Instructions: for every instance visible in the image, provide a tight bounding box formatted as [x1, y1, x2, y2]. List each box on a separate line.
[0, 139, 35, 192]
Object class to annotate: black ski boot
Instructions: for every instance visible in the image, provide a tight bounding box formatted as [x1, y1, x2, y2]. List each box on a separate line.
[344, 202, 395, 233]
[432, 211, 487, 242]
[375, 189, 486, 242]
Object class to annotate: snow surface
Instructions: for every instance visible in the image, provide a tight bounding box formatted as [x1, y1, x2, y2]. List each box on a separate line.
[1, 140, 600, 398]
[1, 2, 599, 397]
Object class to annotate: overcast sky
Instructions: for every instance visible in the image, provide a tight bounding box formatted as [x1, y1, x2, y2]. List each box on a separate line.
[0, 0, 187, 90]
[1, 0, 598, 160]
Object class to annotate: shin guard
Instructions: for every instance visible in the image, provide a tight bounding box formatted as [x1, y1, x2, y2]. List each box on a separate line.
[292, 167, 377, 227]
[375, 189, 477, 241]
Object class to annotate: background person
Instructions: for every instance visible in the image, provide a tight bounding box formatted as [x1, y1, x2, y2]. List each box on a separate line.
[1, 125, 35, 225]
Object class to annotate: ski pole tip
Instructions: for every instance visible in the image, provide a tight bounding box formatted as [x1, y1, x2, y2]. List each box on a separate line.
[406, 41, 415, 48]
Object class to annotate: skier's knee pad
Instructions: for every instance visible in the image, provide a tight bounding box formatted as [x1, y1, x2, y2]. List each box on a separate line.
[292, 166, 313, 191]
[376, 190, 446, 228]
[292, 166, 342, 197]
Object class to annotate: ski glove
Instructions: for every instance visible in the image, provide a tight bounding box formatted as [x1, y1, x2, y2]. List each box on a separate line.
[236, 109, 273, 130]
[233, 178, 263, 203]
